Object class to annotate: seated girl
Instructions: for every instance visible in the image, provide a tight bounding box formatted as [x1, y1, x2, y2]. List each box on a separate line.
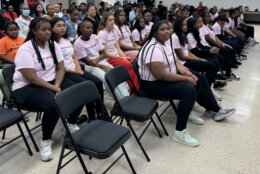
[132, 18, 149, 46]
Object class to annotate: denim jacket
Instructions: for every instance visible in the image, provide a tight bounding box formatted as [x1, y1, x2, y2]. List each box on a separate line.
[66, 20, 81, 39]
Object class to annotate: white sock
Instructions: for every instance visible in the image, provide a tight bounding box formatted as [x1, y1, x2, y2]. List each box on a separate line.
[174, 130, 181, 134]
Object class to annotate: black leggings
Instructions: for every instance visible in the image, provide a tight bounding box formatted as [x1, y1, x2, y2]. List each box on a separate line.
[184, 60, 216, 85]
[13, 78, 81, 140]
[65, 71, 104, 118]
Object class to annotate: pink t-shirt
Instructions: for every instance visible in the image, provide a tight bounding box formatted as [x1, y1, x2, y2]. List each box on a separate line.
[132, 29, 146, 42]
[114, 25, 133, 48]
[227, 17, 235, 30]
[12, 41, 64, 91]
[57, 37, 75, 70]
[237, 15, 244, 26]
[212, 22, 222, 35]
[187, 33, 197, 49]
[144, 22, 153, 35]
[73, 34, 107, 65]
[210, 12, 218, 21]
[199, 25, 210, 47]
[138, 38, 177, 81]
[205, 24, 217, 41]
[170, 33, 188, 65]
[98, 28, 119, 56]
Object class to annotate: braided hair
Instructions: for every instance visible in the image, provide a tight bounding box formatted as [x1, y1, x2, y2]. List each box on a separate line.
[114, 10, 127, 39]
[174, 17, 188, 47]
[25, 17, 58, 70]
[187, 16, 202, 46]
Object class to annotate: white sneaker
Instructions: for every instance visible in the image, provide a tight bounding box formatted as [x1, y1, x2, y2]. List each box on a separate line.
[204, 110, 215, 117]
[211, 86, 222, 101]
[214, 108, 236, 121]
[172, 129, 199, 147]
[67, 123, 80, 134]
[40, 140, 53, 162]
[189, 112, 204, 125]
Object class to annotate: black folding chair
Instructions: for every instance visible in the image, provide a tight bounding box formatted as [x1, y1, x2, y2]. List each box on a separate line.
[105, 65, 163, 162]
[0, 107, 33, 155]
[55, 81, 136, 174]
[0, 65, 39, 152]
[131, 58, 178, 136]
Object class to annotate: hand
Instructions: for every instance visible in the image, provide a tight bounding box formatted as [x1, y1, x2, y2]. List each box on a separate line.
[53, 85, 61, 93]
[200, 58, 207, 62]
[186, 76, 197, 86]
[103, 65, 112, 71]
[88, 58, 99, 66]
[209, 47, 219, 54]
[76, 69, 84, 75]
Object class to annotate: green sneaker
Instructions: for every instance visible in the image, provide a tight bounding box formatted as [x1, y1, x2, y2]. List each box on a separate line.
[172, 129, 199, 147]
[189, 112, 204, 125]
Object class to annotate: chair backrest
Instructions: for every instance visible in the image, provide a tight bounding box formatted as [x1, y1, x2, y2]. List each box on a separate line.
[105, 65, 132, 94]
[55, 81, 102, 120]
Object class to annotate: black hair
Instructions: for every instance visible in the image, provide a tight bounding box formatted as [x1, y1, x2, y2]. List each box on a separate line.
[138, 20, 178, 80]
[187, 16, 201, 46]
[25, 17, 58, 70]
[68, 7, 78, 14]
[143, 9, 151, 16]
[80, 2, 87, 6]
[87, 3, 95, 11]
[62, 9, 67, 13]
[34, 3, 46, 18]
[50, 17, 69, 42]
[114, 10, 127, 38]
[174, 17, 188, 47]
[4, 21, 20, 34]
[6, 4, 14, 11]
[229, 9, 236, 15]
[77, 20, 92, 36]
[132, 18, 145, 41]
[46, 4, 52, 11]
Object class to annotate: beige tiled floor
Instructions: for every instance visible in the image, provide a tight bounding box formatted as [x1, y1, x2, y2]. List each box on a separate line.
[1, 25, 260, 174]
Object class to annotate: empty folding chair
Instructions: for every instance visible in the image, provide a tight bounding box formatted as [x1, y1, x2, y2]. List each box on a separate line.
[55, 81, 136, 174]
[0, 107, 33, 156]
[105, 65, 162, 162]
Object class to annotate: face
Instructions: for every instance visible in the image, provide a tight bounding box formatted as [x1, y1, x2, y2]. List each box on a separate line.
[139, 18, 145, 29]
[88, 6, 96, 17]
[35, 22, 51, 42]
[230, 13, 236, 19]
[7, 5, 14, 12]
[194, 17, 203, 30]
[80, 4, 86, 11]
[181, 20, 187, 33]
[36, 5, 43, 13]
[156, 23, 170, 43]
[81, 21, 93, 38]
[7, 24, 19, 39]
[106, 15, 115, 29]
[219, 20, 225, 28]
[52, 20, 67, 37]
[151, 7, 156, 13]
[70, 10, 79, 21]
[118, 11, 126, 24]
[168, 22, 173, 34]
[62, 10, 67, 16]
[182, 11, 189, 19]
[204, 13, 210, 23]
[144, 12, 152, 23]
[176, 10, 182, 17]
[47, 6, 55, 16]
[54, 5, 60, 13]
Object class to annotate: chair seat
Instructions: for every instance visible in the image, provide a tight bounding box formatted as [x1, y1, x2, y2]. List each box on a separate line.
[66, 120, 131, 159]
[0, 107, 23, 130]
[119, 96, 158, 121]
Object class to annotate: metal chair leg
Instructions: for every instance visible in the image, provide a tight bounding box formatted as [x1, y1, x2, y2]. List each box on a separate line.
[75, 147, 91, 174]
[155, 111, 168, 136]
[22, 118, 39, 152]
[17, 123, 33, 156]
[126, 119, 150, 162]
[150, 117, 162, 138]
[122, 145, 137, 174]
[56, 141, 66, 174]
[2, 129, 6, 139]
[169, 99, 178, 114]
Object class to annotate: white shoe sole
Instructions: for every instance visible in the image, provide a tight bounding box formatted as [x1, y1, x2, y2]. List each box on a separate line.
[214, 109, 236, 121]
[172, 136, 200, 147]
[41, 155, 53, 162]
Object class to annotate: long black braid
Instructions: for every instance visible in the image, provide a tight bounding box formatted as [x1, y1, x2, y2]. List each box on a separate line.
[25, 17, 58, 70]
[174, 17, 188, 47]
[187, 16, 203, 47]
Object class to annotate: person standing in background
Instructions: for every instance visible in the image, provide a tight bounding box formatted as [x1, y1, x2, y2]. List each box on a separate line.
[78, 3, 87, 21]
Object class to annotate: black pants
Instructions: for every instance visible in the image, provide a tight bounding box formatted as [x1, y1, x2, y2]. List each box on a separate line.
[65, 71, 104, 119]
[222, 37, 241, 55]
[200, 54, 222, 72]
[13, 78, 81, 140]
[184, 60, 216, 85]
[213, 45, 233, 76]
[240, 24, 254, 38]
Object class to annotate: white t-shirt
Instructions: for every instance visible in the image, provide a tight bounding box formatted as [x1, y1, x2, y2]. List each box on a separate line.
[199, 25, 210, 47]
[212, 22, 223, 35]
[138, 38, 177, 81]
[74, 34, 107, 65]
[13, 41, 64, 91]
[144, 22, 153, 35]
[170, 33, 188, 65]
[226, 17, 235, 30]
[114, 25, 133, 48]
[57, 37, 75, 70]
[187, 33, 197, 49]
[132, 28, 146, 42]
[98, 28, 119, 56]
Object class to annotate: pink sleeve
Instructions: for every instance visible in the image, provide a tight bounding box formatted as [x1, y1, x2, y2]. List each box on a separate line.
[144, 46, 164, 64]
[132, 30, 140, 41]
[15, 47, 35, 70]
[74, 41, 87, 60]
[54, 43, 64, 62]
[96, 36, 104, 51]
[97, 31, 107, 44]
[187, 33, 197, 49]
[172, 35, 181, 49]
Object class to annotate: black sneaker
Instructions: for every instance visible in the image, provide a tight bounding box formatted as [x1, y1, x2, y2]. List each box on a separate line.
[233, 60, 242, 65]
[216, 73, 228, 81]
[230, 73, 240, 81]
[213, 81, 227, 89]
[231, 63, 238, 69]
